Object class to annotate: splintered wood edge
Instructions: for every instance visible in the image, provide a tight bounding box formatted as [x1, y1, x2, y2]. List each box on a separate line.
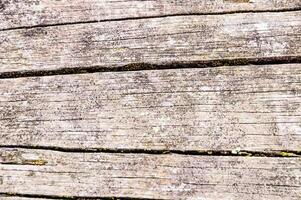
[0, 63, 300, 152]
[0, 0, 300, 30]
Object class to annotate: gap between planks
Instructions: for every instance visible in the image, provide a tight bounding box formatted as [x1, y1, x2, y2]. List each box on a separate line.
[0, 146, 299, 158]
[0, 193, 153, 200]
[0, 56, 300, 79]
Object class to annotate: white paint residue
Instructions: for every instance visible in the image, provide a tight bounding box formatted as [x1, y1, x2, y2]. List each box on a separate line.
[162, 101, 173, 107]
[255, 22, 268, 31]
[153, 127, 160, 133]
[22, 153, 39, 160]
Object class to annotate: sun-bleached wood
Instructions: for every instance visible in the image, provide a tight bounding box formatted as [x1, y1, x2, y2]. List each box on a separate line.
[0, 0, 300, 30]
[1, 64, 300, 152]
[0, 198, 51, 200]
[0, 148, 300, 200]
[0, 11, 300, 73]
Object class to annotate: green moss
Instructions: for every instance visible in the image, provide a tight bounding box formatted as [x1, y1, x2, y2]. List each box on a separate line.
[238, 151, 252, 157]
[279, 152, 297, 157]
[24, 159, 47, 166]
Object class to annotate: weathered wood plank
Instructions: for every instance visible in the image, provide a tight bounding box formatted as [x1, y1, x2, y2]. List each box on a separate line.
[0, 11, 300, 73]
[0, 198, 53, 200]
[0, 148, 300, 199]
[1, 64, 300, 152]
[0, 0, 300, 30]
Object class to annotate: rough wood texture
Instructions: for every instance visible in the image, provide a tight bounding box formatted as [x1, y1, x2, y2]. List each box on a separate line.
[1, 64, 300, 152]
[1, 11, 300, 73]
[0, 0, 300, 30]
[0, 148, 300, 200]
[1, 1, 301, 199]
[0, 198, 52, 200]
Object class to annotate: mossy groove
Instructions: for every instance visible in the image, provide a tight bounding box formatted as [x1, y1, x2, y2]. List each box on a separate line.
[0, 192, 161, 200]
[0, 56, 300, 79]
[0, 145, 300, 158]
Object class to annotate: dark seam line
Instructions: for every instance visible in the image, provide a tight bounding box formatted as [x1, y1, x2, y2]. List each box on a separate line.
[1, 8, 301, 32]
[0, 56, 300, 79]
[0, 192, 163, 200]
[0, 145, 300, 158]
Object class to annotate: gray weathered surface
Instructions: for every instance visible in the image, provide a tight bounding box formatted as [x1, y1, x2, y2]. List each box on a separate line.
[0, 11, 300, 73]
[1, 1, 301, 199]
[1, 64, 300, 152]
[0, 0, 300, 30]
[0, 148, 300, 200]
[0, 198, 52, 200]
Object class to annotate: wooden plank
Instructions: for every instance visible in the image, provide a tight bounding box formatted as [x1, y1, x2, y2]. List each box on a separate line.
[1, 64, 300, 152]
[0, 11, 300, 73]
[0, 0, 300, 30]
[0, 196, 49, 200]
[0, 148, 300, 199]
[0, 198, 52, 200]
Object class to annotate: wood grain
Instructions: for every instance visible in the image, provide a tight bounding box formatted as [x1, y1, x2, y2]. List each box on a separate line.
[0, 11, 300, 73]
[0, 148, 300, 199]
[0, 198, 52, 200]
[1, 64, 300, 152]
[0, 0, 300, 30]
